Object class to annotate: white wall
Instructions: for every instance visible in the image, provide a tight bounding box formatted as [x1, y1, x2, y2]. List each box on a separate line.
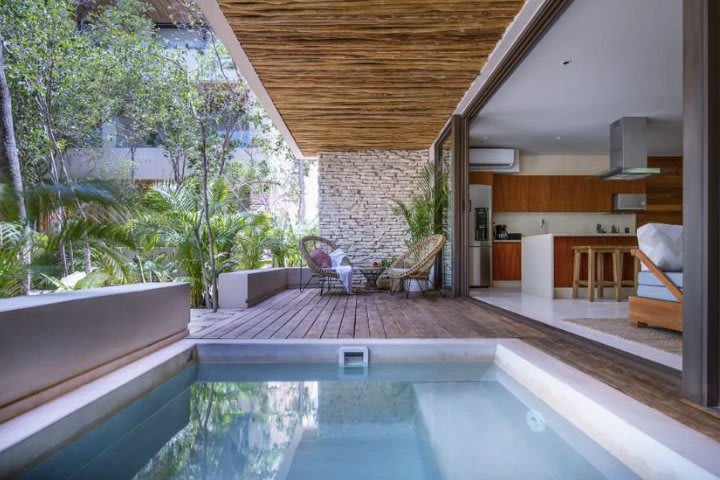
[518, 154, 610, 175]
[493, 212, 636, 236]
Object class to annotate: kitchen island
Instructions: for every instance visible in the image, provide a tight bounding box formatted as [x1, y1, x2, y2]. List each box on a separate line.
[521, 233, 638, 298]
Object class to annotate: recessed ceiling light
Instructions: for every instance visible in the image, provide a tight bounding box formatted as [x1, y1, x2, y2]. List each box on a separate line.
[556, 136, 561, 140]
[561, 59, 573, 66]
[482, 136, 489, 140]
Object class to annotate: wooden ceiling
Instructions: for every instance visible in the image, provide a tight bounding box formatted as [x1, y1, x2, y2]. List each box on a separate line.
[217, 0, 525, 156]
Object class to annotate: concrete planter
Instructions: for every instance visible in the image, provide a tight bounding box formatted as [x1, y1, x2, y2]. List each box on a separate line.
[0, 283, 190, 421]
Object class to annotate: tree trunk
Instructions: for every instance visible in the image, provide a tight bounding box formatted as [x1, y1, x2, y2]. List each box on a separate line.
[0, 42, 31, 293]
[199, 125, 219, 312]
[296, 157, 305, 221]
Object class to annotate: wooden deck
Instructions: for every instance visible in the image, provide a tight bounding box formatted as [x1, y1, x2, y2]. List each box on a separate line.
[189, 288, 544, 340]
[189, 288, 720, 444]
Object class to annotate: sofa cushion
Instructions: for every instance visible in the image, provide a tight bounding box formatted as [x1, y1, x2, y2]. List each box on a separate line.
[637, 285, 681, 303]
[310, 248, 332, 268]
[637, 271, 683, 289]
[636, 223, 683, 272]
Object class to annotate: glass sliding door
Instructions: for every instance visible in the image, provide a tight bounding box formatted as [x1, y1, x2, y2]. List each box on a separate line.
[437, 131, 454, 294]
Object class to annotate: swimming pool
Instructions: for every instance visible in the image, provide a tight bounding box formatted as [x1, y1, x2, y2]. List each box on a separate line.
[2, 340, 720, 479]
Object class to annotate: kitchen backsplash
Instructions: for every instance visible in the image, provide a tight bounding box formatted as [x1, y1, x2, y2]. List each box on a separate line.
[492, 212, 636, 236]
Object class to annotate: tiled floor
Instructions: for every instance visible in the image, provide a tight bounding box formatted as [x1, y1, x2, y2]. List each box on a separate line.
[470, 287, 681, 370]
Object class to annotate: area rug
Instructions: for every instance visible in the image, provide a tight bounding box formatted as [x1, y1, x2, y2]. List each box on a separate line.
[564, 317, 682, 354]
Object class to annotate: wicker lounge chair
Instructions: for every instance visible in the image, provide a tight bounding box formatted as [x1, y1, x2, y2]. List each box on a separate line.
[299, 235, 346, 296]
[388, 234, 446, 297]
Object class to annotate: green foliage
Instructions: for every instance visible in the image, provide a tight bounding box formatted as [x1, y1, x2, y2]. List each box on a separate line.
[0, 0, 314, 304]
[233, 212, 272, 270]
[393, 161, 449, 245]
[134, 180, 272, 306]
[134, 381, 313, 479]
[267, 222, 301, 268]
[0, 222, 25, 297]
[0, 0, 166, 181]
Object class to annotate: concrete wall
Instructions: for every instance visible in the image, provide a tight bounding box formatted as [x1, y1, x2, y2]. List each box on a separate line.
[218, 267, 318, 309]
[65, 146, 262, 181]
[318, 149, 429, 265]
[0, 283, 190, 420]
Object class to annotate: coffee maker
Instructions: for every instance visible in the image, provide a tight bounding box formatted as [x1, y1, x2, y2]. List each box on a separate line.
[494, 224, 509, 240]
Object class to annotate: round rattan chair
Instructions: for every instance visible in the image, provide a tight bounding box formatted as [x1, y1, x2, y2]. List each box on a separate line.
[299, 235, 342, 295]
[388, 234, 446, 297]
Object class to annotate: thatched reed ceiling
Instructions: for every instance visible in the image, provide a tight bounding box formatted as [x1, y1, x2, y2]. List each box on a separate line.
[218, 0, 525, 156]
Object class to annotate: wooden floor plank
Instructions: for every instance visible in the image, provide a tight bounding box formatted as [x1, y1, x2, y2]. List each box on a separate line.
[321, 295, 349, 339]
[287, 294, 333, 339]
[366, 295, 386, 338]
[373, 293, 402, 338]
[338, 295, 358, 339]
[241, 289, 317, 339]
[354, 294, 371, 338]
[304, 294, 341, 339]
[271, 293, 323, 339]
[253, 289, 318, 339]
[220, 291, 308, 339]
[193, 289, 300, 339]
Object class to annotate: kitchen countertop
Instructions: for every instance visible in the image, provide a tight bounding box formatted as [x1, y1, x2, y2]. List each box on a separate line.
[523, 233, 637, 238]
[494, 240, 522, 243]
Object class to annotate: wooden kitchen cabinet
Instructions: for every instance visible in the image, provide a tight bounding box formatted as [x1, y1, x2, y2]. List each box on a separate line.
[493, 175, 528, 212]
[492, 175, 550, 211]
[493, 175, 645, 212]
[492, 242, 522, 281]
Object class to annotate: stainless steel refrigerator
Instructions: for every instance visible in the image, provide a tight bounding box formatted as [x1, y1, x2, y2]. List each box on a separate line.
[469, 185, 492, 287]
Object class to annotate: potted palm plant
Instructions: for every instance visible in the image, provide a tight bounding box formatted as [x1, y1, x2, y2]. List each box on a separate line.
[392, 161, 448, 291]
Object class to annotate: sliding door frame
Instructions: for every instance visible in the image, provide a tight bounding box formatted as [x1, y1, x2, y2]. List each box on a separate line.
[681, 0, 720, 407]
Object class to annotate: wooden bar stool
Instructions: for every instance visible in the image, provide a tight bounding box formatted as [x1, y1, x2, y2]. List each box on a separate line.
[615, 246, 640, 296]
[572, 246, 625, 302]
[594, 247, 619, 299]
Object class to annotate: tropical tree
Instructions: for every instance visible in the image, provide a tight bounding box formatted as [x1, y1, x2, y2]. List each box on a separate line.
[134, 180, 267, 308]
[0, 0, 174, 277]
[0, 40, 30, 292]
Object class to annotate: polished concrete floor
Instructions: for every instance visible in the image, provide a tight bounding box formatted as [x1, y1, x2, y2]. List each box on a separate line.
[470, 287, 680, 370]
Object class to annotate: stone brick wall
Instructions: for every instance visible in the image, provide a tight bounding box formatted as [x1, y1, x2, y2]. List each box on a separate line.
[318, 149, 429, 266]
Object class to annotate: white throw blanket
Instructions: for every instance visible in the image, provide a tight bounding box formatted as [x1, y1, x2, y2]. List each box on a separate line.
[330, 249, 353, 294]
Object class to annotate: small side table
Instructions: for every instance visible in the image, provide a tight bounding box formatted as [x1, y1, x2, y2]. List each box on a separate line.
[358, 266, 385, 291]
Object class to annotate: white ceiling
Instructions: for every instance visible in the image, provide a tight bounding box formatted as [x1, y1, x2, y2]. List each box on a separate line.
[469, 0, 682, 155]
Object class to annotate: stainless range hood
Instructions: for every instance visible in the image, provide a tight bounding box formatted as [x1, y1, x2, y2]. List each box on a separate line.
[597, 117, 660, 180]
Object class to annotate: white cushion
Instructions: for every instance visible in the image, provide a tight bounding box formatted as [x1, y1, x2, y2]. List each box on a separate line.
[636, 223, 683, 272]
[388, 268, 410, 276]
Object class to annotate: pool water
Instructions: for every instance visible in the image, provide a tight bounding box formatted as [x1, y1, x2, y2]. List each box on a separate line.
[21, 363, 639, 480]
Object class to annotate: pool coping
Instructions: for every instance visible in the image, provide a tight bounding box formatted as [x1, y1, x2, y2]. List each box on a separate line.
[1, 338, 719, 478]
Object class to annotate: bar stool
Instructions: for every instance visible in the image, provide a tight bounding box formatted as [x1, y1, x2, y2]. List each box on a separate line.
[572, 246, 623, 302]
[614, 246, 640, 296]
[572, 245, 639, 301]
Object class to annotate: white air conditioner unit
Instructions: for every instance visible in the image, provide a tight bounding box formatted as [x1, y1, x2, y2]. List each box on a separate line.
[469, 148, 519, 172]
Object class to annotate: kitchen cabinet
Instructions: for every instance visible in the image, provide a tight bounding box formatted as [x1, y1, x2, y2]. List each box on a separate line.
[493, 175, 645, 212]
[469, 172, 493, 185]
[492, 242, 521, 281]
[493, 175, 550, 211]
